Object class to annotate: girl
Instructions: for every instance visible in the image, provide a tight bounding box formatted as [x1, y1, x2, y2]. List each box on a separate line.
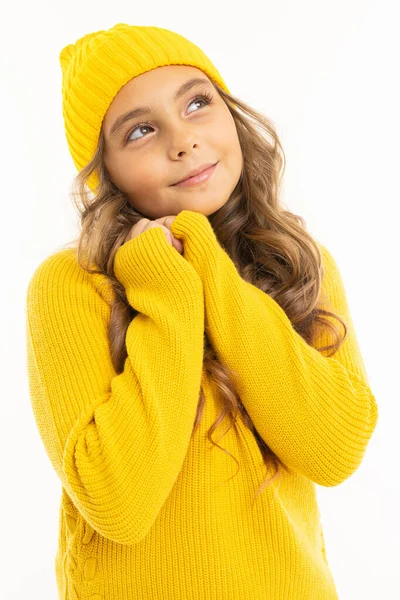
[26, 22, 378, 600]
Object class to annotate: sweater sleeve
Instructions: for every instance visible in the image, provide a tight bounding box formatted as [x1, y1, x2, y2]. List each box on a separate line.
[170, 209, 379, 487]
[26, 226, 204, 545]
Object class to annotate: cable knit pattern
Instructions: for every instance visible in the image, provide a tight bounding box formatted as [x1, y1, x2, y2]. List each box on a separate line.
[26, 209, 378, 599]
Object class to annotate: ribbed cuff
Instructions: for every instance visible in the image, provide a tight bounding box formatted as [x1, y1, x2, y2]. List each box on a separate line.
[171, 210, 219, 272]
[114, 225, 186, 289]
[171, 210, 216, 244]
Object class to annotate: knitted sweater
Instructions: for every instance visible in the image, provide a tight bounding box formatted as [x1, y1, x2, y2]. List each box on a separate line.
[26, 209, 378, 600]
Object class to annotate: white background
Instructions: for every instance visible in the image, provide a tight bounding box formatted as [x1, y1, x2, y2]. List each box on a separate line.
[1, 0, 398, 598]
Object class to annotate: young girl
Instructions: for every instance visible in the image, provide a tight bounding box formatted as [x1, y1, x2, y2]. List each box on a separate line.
[26, 22, 378, 600]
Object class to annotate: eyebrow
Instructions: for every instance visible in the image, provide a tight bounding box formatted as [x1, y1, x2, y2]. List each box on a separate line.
[108, 77, 213, 139]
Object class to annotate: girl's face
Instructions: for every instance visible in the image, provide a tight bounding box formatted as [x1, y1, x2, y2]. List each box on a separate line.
[102, 65, 243, 219]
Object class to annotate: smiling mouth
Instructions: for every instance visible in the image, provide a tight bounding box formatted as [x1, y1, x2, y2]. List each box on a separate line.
[171, 162, 219, 188]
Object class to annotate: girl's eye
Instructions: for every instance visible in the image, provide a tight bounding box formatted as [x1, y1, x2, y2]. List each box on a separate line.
[125, 91, 214, 144]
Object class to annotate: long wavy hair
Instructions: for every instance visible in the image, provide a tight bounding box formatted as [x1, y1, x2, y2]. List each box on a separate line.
[63, 79, 347, 506]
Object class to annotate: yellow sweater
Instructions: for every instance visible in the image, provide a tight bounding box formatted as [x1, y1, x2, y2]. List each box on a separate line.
[26, 209, 378, 599]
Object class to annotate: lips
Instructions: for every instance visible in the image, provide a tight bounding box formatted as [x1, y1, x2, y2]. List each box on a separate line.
[171, 162, 218, 186]
[171, 162, 218, 188]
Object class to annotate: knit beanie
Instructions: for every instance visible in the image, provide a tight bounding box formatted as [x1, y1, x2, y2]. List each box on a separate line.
[59, 23, 231, 191]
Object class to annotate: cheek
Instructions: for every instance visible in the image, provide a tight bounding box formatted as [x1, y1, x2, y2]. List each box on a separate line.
[136, 165, 169, 194]
[216, 114, 240, 153]
[222, 124, 243, 168]
[227, 120, 241, 148]
[116, 157, 159, 193]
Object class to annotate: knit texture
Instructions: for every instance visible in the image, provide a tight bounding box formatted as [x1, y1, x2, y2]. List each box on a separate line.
[26, 209, 378, 599]
[59, 23, 230, 192]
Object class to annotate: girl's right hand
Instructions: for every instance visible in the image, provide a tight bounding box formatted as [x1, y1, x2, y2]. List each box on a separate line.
[124, 218, 184, 254]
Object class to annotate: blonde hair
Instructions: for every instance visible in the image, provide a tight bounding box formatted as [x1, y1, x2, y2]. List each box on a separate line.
[63, 80, 347, 506]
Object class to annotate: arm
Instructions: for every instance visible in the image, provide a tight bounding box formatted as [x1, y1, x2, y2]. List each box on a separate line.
[26, 226, 204, 545]
[171, 210, 379, 486]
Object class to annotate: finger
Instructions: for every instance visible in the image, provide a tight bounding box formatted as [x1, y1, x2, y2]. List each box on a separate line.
[164, 229, 182, 253]
[136, 218, 151, 235]
[171, 237, 184, 254]
[154, 216, 175, 229]
[147, 222, 174, 242]
[144, 221, 160, 230]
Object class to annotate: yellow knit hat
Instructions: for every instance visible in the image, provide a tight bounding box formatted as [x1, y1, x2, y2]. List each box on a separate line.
[59, 23, 231, 191]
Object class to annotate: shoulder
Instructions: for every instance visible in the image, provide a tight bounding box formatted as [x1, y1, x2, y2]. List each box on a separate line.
[27, 248, 87, 296]
[314, 238, 334, 263]
[313, 238, 349, 317]
[26, 247, 115, 309]
[314, 238, 341, 280]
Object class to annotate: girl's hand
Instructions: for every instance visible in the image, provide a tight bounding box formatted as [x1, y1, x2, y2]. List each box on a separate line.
[153, 215, 177, 230]
[124, 215, 183, 254]
[153, 216, 183, 253]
